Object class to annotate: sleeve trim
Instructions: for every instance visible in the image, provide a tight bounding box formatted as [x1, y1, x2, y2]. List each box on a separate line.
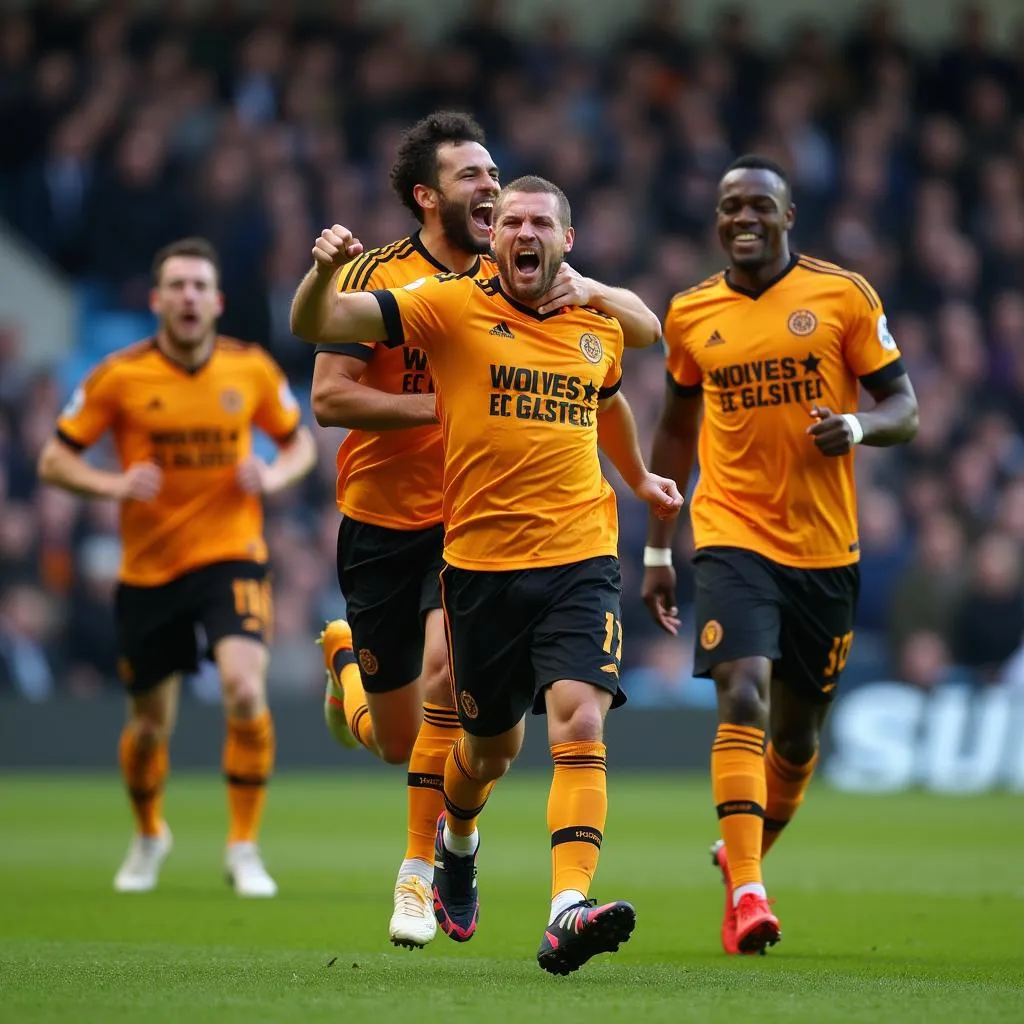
[598, 376, 623, 400]
[372, 290, 404, 348]
[314, 342, 374, 361]
[666, 370, 702, 397]
[55, 428, 86, 452]
[859, 357, 906, 391]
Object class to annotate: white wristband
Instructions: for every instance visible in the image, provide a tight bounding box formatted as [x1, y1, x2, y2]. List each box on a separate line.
[643, 546, 673, 568]
[841, 413, 864, 445]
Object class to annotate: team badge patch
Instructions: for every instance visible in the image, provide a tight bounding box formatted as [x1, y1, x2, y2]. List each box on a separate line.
[579, 332, 603, 364]
[358, 648, 379, 676]
[220, 388, 243, 413]
[877, 313, 897, 350]
[700, 620, 723, 651]
[460, 691, 479, 720]
[787, 309, 817, 337]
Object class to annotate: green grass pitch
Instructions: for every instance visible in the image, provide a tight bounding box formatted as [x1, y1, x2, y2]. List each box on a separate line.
[1, 771, 1021, 1023]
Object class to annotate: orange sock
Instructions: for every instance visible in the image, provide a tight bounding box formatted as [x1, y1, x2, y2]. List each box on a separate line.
[332, 649, 376, 752]
[443, 735, 494, 836]
[406, 703, 462, 863]
[224, 710, 275, 844]
[711, 724, 766, 890]
[548, 741, 607, 898]
[762, 742, 818, 857]
[118, 725, 168, 837]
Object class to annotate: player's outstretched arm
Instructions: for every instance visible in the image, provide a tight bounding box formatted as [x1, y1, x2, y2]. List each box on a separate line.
[311, 352, 437, 430]
[536, 263, 662, 348]
[641, 386, 702, 635]
[290, 226, 385, 344]
[37, 437, 161, 502]
[597, 391, 683, 513]
[807, 374, 918, 457]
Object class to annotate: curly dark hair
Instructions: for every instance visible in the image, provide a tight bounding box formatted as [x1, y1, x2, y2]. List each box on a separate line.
[389, 111, 487, 223]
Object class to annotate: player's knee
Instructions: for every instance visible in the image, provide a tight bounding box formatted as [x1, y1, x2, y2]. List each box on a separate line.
[223, 673, 266, 719]
[549, 701, 605, 744]
[130, 713, 170, 748]
[714, 660, 769, 726]
[421, 661, 453, 708]
[468, 752, 513, 782]
[376, 728, 417, 765]
[771, 729, 819, 767]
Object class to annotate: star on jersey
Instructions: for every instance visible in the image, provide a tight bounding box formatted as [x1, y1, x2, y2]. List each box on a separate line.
[799, 352, 822, 375]
[583, 380, 599, 403]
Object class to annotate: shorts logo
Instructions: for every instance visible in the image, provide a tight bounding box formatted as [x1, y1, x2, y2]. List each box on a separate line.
[460, 691, 479, 720]
[358, 648, 379, 675]
[700, 620, 724, 650]
[117, 657, 134, 685]
[787, 309, 817, 337]
[579, 333, 603, 364]
[220, 388, 243, 413]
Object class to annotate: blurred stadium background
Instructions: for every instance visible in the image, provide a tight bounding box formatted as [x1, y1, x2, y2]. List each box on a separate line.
[1, 0, 1024, 796]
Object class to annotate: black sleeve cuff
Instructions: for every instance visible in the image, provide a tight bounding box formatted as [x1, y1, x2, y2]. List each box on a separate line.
[55, 428, 85, 452]
[666, 370, 702, 397]
[598, 376, 623, 400]
[372, 290, 404, 348]
[314, 342, 374, 361]
[859, 357, 906, 390]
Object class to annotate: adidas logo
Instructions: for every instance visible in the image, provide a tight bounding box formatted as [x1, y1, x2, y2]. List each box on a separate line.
[705, 330, 726, 347]
[489, 321, 515, 339]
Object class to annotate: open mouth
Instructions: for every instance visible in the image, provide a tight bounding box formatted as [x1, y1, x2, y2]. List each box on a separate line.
[471, 200, 493, 230]
[514, 250, 541, 276]
[180, 312, 200, 328]
[732, 232, 761, 245]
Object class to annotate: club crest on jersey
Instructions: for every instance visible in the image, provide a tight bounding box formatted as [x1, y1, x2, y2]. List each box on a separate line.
[358, 648, 379, 676]
[460, 691, 479, 720]
[787, 309, 817, 337]
[220, 388, 243, 413]
[700, 620, 724, 651]
[579, 333, 603, 364]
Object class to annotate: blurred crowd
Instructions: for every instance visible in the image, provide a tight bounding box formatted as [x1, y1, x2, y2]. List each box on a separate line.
[2, 0, 1024, 703]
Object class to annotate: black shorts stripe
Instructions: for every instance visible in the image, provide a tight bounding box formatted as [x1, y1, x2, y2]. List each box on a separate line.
[666, 370, 702, 397]
[859, 358, 906, 390]
[407, 772, 444, 791]
[551, 826, 603, 849]
[716, 801, 765, 819]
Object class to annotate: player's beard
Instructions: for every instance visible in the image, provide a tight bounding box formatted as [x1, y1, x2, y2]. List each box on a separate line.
[496, 246, 560, 303]
[438, 193, 491, 255]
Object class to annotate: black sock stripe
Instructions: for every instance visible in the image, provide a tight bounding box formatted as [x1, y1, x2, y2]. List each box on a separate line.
[766, 753, 817, 781]
[331, 648, 356, 677]
[443, 794, 487, 821]
[763, 816, 789, 832]
[351, 705, 370, 736]
[716, 801, 765, 819]
[552, 754, 608, 765]
[712, 742, 766, 755]
[407, 772, 444, 791]
[422, 714, 462, 730]
[453, 741, 475, 782]
[127, 786, 162, 801]
[225, 774, 269, 788]
[551, 826, 603, 849]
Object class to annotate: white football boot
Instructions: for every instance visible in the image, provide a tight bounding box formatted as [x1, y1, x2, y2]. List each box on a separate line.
[389, 875, 438, 948]
[225, 842, 278, 898]
[113, 825, 173, 893]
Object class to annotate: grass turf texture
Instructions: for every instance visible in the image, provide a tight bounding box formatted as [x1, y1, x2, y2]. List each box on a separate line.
[1, 773, 1021, 1023]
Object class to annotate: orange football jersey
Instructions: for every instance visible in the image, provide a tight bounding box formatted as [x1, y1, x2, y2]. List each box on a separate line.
[315, 232, 496, 530]
[374, 273, 625, 571]
[664, 254, 905, 569]
[56, 337, 301, 586]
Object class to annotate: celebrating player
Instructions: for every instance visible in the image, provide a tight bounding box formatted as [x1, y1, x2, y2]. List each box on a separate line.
[293, 176, 682, 973]
[38, 238, 317, 898]
[642, 155, 919, 954]
[291, 111, 498, 949]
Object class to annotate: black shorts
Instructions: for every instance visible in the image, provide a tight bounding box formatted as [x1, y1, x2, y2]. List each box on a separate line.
[439, 555, 627, 737]
[115, 560, 271, 696]
[692, 546, 860, 702]
[336, 516, 444, 694]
